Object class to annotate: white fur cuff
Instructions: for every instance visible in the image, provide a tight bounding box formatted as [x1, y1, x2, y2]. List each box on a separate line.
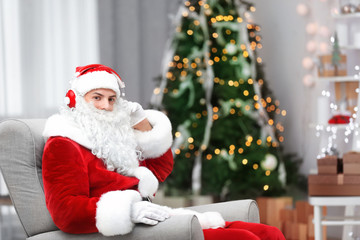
[168, 208, 225, 229]
[133, 166, 159, 199]
[134, 110, 173, 159]
[96, 190, 142, 236]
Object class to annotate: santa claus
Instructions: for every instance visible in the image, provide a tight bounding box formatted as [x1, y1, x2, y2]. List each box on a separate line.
[42, 64, 285, 240]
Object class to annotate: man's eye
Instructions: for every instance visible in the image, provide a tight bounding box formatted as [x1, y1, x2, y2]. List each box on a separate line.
[93, 96, 101, 100]
[109, 98, 116, 102]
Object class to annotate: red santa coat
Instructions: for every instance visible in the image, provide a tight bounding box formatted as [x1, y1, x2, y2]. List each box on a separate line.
[42, 110, 174, 236]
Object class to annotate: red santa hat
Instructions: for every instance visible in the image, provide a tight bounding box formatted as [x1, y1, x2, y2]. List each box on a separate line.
[71, 64, 125, 98]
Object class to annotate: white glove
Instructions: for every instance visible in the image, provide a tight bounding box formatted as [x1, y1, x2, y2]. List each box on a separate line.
[133, 166, 159, 200]
[128, 101, 147, 127]
[131, 201, 170, 225]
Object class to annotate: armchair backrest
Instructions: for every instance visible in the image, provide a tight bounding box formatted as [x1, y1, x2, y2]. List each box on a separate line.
[0, 119, 58, 238]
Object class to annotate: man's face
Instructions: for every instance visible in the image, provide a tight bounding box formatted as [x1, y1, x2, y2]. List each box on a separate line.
[84, 88, 117, 111]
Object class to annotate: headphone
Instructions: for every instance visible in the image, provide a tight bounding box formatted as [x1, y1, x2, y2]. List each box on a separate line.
[64, 64, 125, 109]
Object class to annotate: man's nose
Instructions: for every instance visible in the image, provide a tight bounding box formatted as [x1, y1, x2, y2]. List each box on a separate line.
[100, 100, 112, 111]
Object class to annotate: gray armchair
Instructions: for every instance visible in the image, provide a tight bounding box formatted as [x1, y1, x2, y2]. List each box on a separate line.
[0, 119, 260, 240]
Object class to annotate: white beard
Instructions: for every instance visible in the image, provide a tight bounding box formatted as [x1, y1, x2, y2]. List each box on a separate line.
[60, 97, 139, 175]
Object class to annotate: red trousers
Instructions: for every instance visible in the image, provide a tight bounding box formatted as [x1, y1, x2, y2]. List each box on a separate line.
[203, 221, 285, 240]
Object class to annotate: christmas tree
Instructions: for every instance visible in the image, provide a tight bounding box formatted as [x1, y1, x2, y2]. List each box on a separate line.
[152, 0, 301, 200]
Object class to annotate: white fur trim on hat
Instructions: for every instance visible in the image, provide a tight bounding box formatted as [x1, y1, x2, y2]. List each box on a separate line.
[96, 190, 142, 236]
[72, 71, 121, 97]
[133, 110, 173, 159]
[132, 166, 159, 199]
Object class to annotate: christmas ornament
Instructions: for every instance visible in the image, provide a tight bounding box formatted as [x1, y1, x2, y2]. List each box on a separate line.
[261, 154, 278, 171]
[306, 40, 317, 53]
[319, 42, 329, 54]
[303, 74, 315, 87]
[306, 23, 318, 35]
[302, 57, 314, 70]
[296, 3, 309, 16]
[225, 43, 238, 55]
[341, 4, 356, 14]
[319, 26, 330, 38]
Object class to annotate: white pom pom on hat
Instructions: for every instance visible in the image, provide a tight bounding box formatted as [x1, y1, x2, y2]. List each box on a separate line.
[71, 64, 125, 97]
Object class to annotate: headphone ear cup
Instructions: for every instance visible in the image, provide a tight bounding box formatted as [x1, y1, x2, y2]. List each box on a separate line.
[65, 90, 76, 108]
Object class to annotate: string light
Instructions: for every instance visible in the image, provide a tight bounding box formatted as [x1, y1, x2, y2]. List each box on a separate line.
[242, 159, 248, 165]
[263, 185, 269, 191]
[175, 132, 181, 138]
[188, 137, 194, 143]
[153, 87, 160, 95]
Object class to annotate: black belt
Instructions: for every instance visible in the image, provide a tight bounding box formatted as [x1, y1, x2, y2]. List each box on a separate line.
[142, 197, 152, 202]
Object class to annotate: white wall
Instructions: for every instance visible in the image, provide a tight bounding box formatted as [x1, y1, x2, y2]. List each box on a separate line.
[98, 0, 180, 106]
[252, 0, 333, 175]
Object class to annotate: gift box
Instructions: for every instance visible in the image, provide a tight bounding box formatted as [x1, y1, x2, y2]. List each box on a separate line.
[343, 152, 360, 175]
[308, 183, 360, 196]
[317, 155, 339, 175]
[256, 197, 293, 231]
[318, 54, 347, 77]
[308, 174, 343, 185]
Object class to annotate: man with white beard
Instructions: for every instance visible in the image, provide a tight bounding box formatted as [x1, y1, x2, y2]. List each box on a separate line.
[42, 64, 285, 240]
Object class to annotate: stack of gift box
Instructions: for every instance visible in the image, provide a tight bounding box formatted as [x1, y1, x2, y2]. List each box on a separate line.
[308, 152, 360, 196]
[256, 197, 327, 240]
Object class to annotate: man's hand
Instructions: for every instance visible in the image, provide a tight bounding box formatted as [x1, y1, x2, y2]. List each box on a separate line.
[131, 201, 170, 225]
[128, 102, 147, 127]
[128, 101, 152, 131]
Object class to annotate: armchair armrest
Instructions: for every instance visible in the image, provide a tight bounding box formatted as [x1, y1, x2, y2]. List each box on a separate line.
[28, 214, 205, 240]
[187, 199, 260, 223]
